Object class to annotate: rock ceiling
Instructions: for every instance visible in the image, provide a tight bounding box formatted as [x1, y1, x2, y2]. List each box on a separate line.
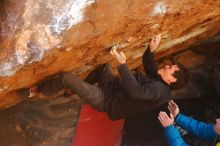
[0, 0, 220, 108]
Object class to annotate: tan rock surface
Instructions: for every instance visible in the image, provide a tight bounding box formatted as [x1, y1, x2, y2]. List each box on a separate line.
[0, 0, 220, 108]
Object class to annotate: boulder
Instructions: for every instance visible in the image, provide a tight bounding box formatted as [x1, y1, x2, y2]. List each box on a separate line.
[0, 0, 220, 108]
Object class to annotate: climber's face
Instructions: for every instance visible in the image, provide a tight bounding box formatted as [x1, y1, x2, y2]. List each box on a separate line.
[158, 65, 179, 85]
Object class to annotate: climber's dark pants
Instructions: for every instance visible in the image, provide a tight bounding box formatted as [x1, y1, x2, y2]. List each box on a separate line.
[38, 64, 115, 112]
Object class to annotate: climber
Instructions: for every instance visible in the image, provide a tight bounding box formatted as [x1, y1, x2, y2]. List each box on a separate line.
[158, 100, 220, 146]
[19, 35, 189, 120]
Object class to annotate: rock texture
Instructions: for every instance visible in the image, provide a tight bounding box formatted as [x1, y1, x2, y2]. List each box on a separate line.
[0, 95, 83, 146]
[0, 43, 220, 146]
[0, 0, 220, 108]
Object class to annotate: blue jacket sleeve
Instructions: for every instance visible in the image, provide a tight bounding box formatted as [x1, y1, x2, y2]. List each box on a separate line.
[175, 113, 217, 141]
[165, 125, 189, 146]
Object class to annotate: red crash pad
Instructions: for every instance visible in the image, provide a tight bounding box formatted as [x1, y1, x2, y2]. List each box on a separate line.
[72, 104, 124, 146]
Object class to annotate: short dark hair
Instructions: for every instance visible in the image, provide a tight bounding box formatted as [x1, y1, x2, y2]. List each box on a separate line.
[170, 63, 190, 90]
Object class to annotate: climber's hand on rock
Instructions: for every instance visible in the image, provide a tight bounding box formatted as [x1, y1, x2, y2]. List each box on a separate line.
[110, 46, 126, 64]
[149, 34, 161, 52]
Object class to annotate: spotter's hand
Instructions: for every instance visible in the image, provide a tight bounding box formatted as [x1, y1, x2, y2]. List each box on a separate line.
[168, 100, 180, 118]
[158, 111, 174, 128]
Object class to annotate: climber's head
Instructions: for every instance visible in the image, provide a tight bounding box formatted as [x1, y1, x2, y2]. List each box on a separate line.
[158, 63, 189, 90]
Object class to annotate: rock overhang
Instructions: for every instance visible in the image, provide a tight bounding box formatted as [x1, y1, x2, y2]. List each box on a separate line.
[0, 0, 220, 109]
